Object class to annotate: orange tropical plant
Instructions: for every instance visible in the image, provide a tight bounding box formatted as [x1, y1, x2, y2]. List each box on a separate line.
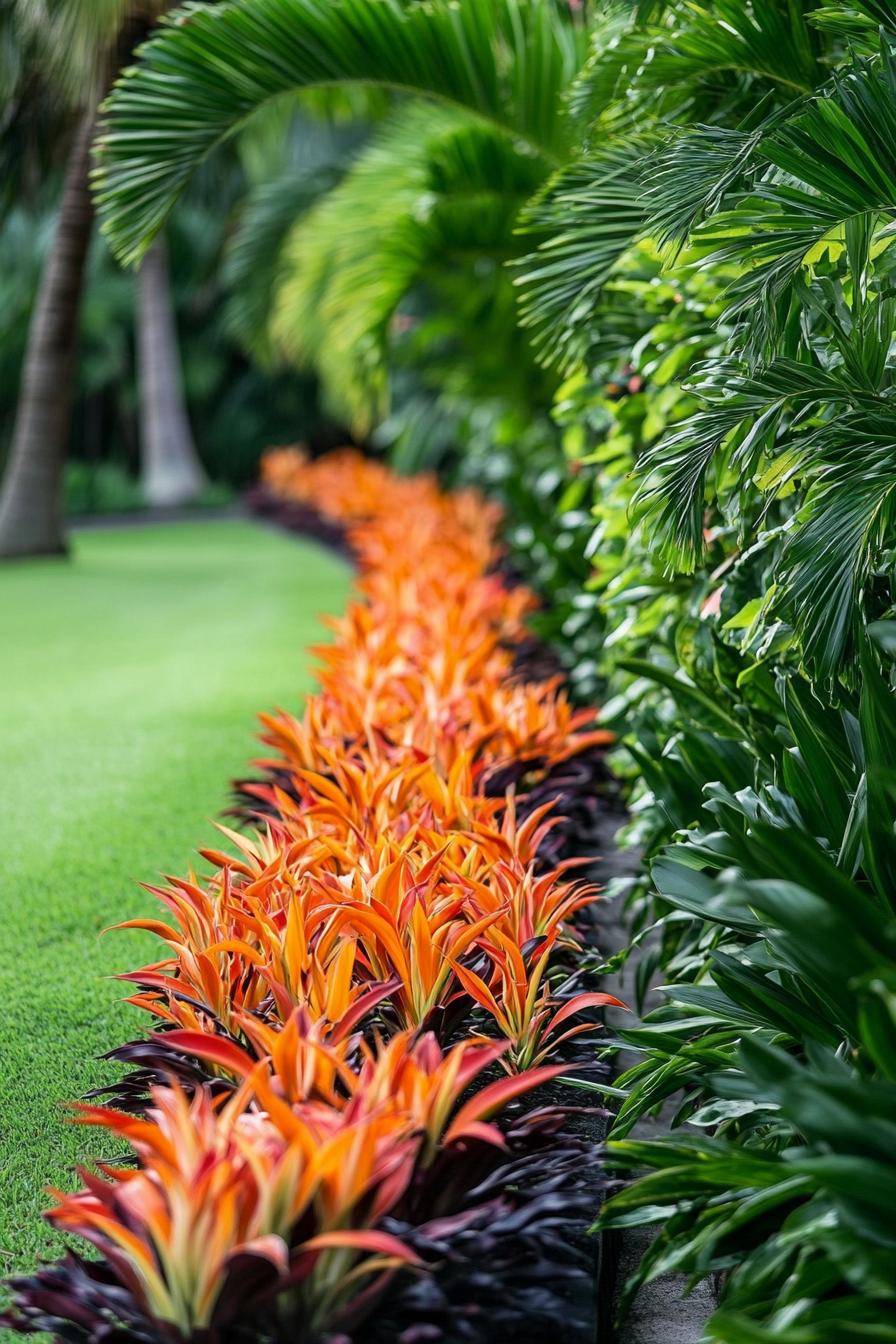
[6, 450, 621, 1342]
[162, 1019, 566, 1161]
[452, 926, 626, 1072]
[51, 1082, 419, 1338]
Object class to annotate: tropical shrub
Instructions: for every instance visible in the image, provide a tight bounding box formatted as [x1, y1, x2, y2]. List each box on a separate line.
[600, 660, 896, 1340]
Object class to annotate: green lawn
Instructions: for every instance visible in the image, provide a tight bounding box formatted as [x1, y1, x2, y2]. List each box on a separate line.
[0, 520, 350, 1283]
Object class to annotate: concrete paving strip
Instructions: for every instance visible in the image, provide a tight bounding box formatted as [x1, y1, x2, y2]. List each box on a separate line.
[599, 1104, 717, 1344]
[592, 811, 715, 1344]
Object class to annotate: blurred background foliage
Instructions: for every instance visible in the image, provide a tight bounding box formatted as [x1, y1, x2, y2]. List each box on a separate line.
[0, 190, 331, 503]
[0, 97, 363, 510]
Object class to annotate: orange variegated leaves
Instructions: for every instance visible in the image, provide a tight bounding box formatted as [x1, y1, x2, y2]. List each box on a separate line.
[164, 1020, 516, 1160]
[48, 451, 622, 1339]
[45, 1021, 575, 1333]
[115, 450, 619, 1062]
[52, 1082, 421, 1335]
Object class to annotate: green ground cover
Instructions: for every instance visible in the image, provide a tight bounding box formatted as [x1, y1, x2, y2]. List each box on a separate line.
[0, 520, 350, 1281]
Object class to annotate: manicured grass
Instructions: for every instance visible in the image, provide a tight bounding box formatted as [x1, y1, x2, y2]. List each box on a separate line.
[0, 520, 350, 1284]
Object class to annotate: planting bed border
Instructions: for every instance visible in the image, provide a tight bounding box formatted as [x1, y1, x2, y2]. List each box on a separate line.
[245, 478, 642, 1338]
[247, 480, 622, 1343]
[251, 472, 715, 1344]
[5, 467, 623, 1344]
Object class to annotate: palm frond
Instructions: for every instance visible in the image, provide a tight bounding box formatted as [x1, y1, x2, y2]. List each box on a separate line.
[232, 96, 368, 187]
[632, 356, 887, 571]
[94, 0, 586, 266]
[811, 0, 896, 36]
[645, 121, 772, 252]
[656, 0, 822, 96]
[571, 0, 823, 135]
[269, 104, 544, 429]
[512, 141, 649, 371]
[565, 3, 653, 127]
[687, 42, 896, 327]
[223, 166, 344, 363]
[221, 112, 363, 360]
[778, 415, 896, 680]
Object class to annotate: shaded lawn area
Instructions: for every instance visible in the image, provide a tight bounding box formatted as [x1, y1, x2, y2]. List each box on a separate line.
[0, 520, 350, 1282]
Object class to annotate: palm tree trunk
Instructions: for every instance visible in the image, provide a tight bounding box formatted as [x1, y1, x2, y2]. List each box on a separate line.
[0, 112, 96, 557]
[137, 234, 207, 508]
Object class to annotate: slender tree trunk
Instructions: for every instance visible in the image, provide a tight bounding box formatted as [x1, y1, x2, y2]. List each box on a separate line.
[137, 234, 207, 507]
[0, 112, 96, 557]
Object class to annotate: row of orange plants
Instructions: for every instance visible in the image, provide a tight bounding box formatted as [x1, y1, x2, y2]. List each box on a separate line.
[6, 449, 620, 1344]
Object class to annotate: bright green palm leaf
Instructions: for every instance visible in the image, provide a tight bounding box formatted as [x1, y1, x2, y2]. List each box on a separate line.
[631, 356, 885, 571]
[222, 118, 362, 361]
[269, 103, 545, 429]
[223, 166, 345, 363]
[687, 44, 896, 323]
[777, 416, 896, 681]
[94, 0, 585, 265]
[512, 141, 649, 371]
[570, 0, 822, 134]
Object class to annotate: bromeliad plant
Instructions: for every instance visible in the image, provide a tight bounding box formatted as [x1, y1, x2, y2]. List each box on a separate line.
[40, 1081, 422, 1342]
[113, 809, 607, 1056]
[5, 450, 616, 1343]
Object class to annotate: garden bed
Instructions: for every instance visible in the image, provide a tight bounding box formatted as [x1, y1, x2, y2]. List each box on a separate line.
[5, 451, 623, 1344]
[242, 454, 625, 1343]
